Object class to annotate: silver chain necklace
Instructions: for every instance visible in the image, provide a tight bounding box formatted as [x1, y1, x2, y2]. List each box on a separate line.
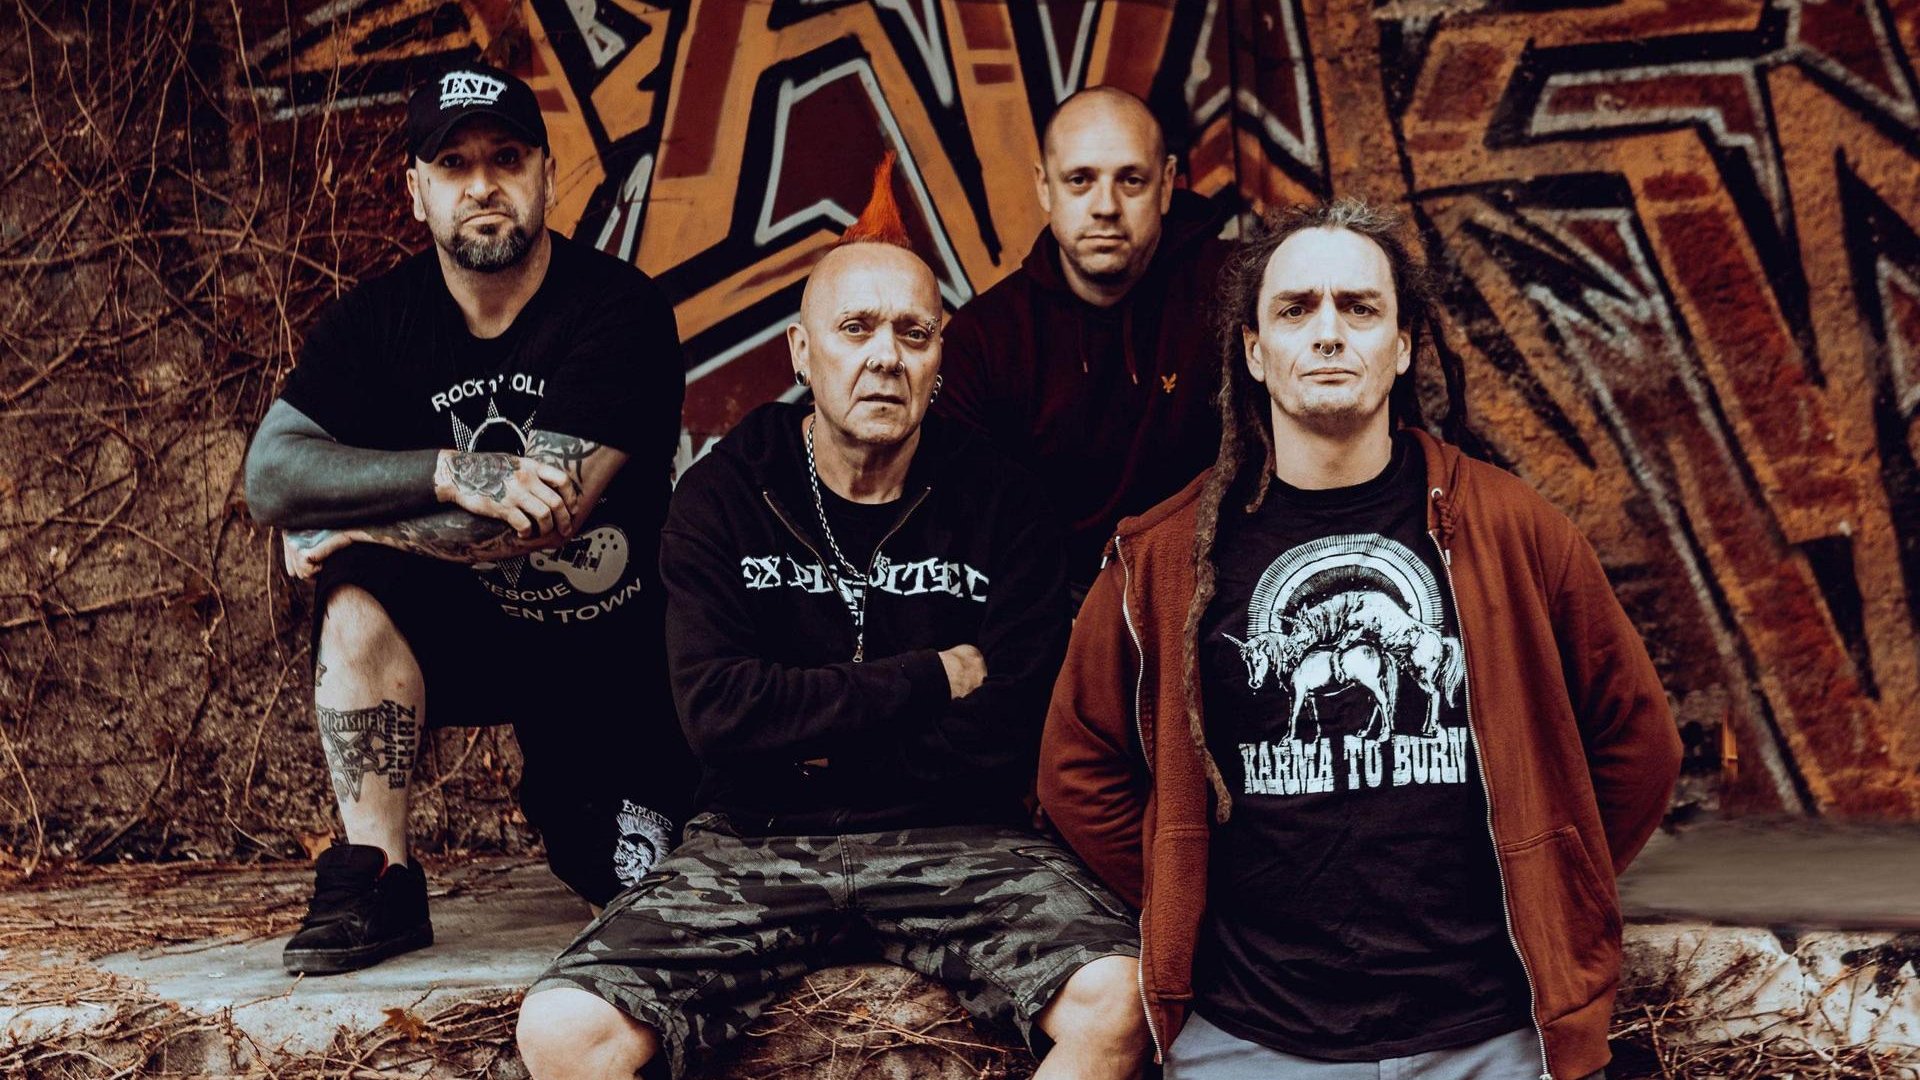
[805, 415, 869, 661]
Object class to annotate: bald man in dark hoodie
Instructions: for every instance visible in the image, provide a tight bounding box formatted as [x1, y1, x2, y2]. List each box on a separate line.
[937, 87, 1228, 598]
[515, 159, 1147, 1080]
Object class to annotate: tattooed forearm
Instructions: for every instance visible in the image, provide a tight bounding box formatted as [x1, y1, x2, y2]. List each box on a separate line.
[525, 430, 600, 486]
[310, 431, 606, 566]
[438, 451, 516, 502]
[284, 527, 352, 579]
[318, 700, 418, 804]
[349, 510, 530, 563]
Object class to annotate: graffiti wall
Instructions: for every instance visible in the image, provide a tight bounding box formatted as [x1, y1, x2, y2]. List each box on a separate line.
[242, 0, 1920, 818]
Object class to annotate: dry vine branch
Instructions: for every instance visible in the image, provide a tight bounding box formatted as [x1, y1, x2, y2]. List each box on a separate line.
[0, 0, 529, 872]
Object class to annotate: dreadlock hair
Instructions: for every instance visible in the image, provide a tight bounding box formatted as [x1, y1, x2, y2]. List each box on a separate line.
[1181, 198, 1454, 823]
[836, 150, 914, 251]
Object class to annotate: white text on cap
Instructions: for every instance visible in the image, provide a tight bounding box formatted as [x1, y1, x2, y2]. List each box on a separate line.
[439, 71, 507, 109]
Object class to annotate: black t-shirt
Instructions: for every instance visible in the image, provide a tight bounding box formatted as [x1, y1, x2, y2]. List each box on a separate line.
[814, 483, 903, 575]
[1192, 433, 1530, 1059]
[810, 481, 909, 654]
[279, 233, 683, 643]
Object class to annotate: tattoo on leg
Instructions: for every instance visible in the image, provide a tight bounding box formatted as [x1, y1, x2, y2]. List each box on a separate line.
[318, 700, 418, 804]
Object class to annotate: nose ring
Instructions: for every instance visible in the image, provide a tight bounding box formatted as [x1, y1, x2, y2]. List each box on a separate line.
[865, 357, 901, 372]
[1313, 342, 1341, 357]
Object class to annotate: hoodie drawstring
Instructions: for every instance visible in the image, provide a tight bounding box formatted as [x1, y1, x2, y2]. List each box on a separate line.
[1432, 486, 1458, 548]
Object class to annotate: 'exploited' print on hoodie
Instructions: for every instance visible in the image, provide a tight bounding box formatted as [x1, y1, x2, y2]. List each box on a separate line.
[739, 553, 989, 603]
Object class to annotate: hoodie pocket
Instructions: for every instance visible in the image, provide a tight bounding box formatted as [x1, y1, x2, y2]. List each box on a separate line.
[1499, 825, 1622, 1022]
[1145, 826, 1210, 1001]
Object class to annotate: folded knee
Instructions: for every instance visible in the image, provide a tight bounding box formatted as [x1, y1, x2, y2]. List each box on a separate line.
[1043, 954, 1146, 1045]
[317, 586, 410, 678]
[517, 986, 656, 1080]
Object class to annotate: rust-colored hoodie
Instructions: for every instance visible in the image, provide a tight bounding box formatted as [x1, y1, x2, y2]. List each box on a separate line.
[1039, 430, 1681, 1078]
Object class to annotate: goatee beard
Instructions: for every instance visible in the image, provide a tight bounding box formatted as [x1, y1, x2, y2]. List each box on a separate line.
[448, 223, 534, 272]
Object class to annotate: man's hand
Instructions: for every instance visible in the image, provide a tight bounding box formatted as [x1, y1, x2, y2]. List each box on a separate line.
[283, 528, 353, 580]
[940, 644, 988, 700]
[433, 449, 579, 539]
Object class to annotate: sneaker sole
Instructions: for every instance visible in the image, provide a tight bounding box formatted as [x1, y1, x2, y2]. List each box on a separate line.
[283, 923, 434, 976]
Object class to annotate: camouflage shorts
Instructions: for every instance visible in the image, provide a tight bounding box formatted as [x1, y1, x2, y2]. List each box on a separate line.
[528, 813, 1140, 1080]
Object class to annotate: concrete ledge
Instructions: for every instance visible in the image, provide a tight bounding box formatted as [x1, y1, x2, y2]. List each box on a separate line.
[1617, 923, 1920, 1075]
[88, 862, 584, 1055]
[0, 858, 1030, 1078]
[1608, 821, 1920, 1077]
[0, 859, 561, 1077]
[4, 821, 1919, 1077]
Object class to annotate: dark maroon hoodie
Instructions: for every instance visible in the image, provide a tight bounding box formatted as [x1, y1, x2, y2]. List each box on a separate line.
[937, 189, 1229, 590]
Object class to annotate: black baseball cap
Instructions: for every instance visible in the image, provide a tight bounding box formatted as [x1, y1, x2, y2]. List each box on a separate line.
[405, 62, 548, 162]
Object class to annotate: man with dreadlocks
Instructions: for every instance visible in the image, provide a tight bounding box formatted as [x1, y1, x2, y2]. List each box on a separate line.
[515, 156, 1149, 1080]
[1039, 200, 1680, 1080]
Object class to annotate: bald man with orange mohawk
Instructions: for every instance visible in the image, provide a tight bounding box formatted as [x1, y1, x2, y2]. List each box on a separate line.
[517, 155, 1150, 1080]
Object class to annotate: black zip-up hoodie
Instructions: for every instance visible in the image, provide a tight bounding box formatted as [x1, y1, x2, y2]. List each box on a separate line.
[660, 401, 1069, 836]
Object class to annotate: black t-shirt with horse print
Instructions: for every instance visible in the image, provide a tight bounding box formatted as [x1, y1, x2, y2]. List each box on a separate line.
[1193, 432, 1530, 1060]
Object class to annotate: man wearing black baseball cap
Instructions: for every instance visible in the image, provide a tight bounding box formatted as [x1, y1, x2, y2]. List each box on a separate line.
[402, 61, 551, 274]
[245, 61, 695, 975]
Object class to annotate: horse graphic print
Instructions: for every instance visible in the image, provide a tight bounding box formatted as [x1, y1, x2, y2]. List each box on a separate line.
[1225, 534, 1470, 797]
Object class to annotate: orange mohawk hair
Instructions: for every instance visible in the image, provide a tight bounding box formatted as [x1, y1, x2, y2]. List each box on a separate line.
[836, 150, 915, 251]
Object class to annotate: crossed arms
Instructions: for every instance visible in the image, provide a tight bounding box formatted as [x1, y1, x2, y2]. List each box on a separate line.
[243, 399, 628, 577]
[660, 479, 1065, 773]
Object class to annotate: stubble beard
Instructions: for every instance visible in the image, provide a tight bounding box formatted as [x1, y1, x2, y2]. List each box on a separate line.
[812, 391, 924, 461]
[1064, 241, 1137, 287]
[1293, 394, 1366, 426]
[1062, 222, 1165, 293]
[1270, 353, 1383, 433]
[825, 406, 917, 451]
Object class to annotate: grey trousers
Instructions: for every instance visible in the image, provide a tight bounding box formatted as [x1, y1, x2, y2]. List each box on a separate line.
[1164, 1012, 1606, 1080]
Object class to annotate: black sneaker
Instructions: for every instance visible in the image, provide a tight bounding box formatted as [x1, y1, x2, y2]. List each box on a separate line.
[282, 842, 433, 975]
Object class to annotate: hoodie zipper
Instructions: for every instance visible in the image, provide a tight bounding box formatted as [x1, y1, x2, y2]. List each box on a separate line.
[1428, 487, 1552, 1080]
[1114, 537, 1166, 1065]
[1116, 538, 1153, 778]
[763, 491, 831, 567]
[761, 487, 931, 663]
[863, 487, 932, 603]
